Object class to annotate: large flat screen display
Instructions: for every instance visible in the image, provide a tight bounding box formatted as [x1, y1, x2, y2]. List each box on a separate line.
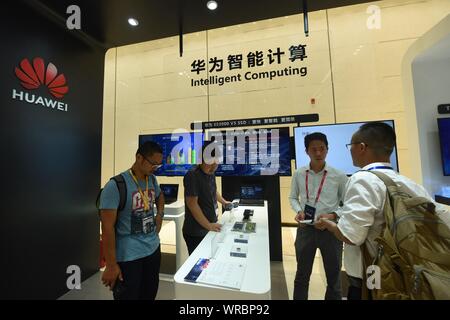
[294, 120, 399, 175]
[207, 127, 292, 176]
[438, 117, 450, 176]
[139, 132, 203, 176]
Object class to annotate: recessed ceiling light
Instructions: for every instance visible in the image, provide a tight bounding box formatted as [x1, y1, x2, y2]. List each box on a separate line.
[207, 1, 218, 11]
[128, 18, 139, 26]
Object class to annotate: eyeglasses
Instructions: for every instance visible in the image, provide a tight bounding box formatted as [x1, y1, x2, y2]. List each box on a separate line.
[141, 155, 162, 169]
[345, 142, 368, 150]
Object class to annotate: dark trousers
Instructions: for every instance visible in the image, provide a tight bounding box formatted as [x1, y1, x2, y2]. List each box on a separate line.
[114, 246, 161, 300]
[294, 226, 343, 300]
[347, 275, 362, 300]
[183, 234, 205, 255]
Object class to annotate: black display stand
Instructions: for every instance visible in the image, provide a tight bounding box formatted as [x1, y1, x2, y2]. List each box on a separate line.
[221, 176, 283, 261]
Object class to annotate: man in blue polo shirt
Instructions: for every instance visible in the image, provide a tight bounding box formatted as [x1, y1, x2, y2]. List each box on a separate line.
[99, 141, 165, 300]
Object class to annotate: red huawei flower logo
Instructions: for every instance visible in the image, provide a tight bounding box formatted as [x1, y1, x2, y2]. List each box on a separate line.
[14, 57, 69, 99]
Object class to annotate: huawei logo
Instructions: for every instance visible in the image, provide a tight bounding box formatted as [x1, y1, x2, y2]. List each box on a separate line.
[14, 57, 69, 99]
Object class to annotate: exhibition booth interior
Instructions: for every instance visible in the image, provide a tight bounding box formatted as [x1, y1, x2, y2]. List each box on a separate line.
[1, 0, 449, 299]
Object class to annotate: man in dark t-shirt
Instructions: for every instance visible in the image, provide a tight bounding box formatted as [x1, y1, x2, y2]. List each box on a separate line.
[182, 142, 231, 255]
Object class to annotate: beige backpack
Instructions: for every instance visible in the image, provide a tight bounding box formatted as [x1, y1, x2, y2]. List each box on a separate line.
[362, 171, 450, 300]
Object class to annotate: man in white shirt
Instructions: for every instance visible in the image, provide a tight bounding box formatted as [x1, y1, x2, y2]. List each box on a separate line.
[289, 132, 348, 300]
[315, 122, 450, 299]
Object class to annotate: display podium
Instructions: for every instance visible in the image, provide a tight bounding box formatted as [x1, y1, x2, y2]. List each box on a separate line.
[221, 175, 283, 261]
[162, 200, 188, 271]
[174, 202, 271, 299]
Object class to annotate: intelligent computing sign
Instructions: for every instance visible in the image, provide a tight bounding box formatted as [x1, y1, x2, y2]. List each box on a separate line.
[189, 45, 308, 87]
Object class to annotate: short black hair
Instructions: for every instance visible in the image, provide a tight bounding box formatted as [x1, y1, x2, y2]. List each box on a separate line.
[137, 141, 163, 157]
[356, 122, 396, 157]
[304, 132, 328, 150]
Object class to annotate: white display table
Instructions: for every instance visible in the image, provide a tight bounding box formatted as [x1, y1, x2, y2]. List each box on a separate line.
[174, 202, 271, 299]
[162, 200, 188, 270]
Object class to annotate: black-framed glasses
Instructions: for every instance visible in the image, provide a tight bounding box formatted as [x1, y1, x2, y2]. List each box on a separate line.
[345, 142, 367, 150]
[141, 154, 163, 169]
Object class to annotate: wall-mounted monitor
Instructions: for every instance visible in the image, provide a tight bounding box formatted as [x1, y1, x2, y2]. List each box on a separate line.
[139, 132, 203, 176]
[438, 117, 450, 176]
[207, 127, 292, 176]
[293, 120, 399, 175]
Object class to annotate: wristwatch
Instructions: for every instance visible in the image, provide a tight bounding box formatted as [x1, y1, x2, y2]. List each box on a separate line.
[157, 211, 165, 218]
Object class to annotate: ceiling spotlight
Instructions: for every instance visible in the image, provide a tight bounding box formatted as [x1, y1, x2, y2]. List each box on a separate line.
[128, 18, 139, 26]
[207, 1, 218, 11]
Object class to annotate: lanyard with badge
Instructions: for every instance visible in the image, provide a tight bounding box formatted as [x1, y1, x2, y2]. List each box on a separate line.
[129, 169, 154, 234]
[304, 170, 328, 223]
[367, 166, 393, 171]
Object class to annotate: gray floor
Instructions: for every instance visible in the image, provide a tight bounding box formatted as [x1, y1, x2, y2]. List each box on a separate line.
[59, 271, 112, 300]
[58, 272, 176, 300]
[59, 227, 327, 300]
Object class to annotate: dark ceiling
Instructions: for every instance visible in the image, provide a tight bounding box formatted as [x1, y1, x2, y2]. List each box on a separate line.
[25, 0, 373, 49]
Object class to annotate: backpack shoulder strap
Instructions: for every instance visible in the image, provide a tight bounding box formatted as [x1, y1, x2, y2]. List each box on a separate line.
[364, 170, 397, 188]
[361, 243, 373, 300]
[363, 170, 399, 227]
[111, 174, 127, 211]
[150, 174, 157, 189]
[150, 174, 159, 201]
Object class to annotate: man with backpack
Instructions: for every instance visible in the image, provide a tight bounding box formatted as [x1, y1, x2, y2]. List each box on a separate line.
[315, 122, 450, 299]
[99, 141, 165, 300]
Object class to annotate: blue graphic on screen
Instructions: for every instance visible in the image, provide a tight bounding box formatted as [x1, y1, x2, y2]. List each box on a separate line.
[208, 127, 291, 176]
[438, 118, 450, 176]
[294, 120, 399, 175]
[139, 132, 203, 176]
[184, 258, 210, 282]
